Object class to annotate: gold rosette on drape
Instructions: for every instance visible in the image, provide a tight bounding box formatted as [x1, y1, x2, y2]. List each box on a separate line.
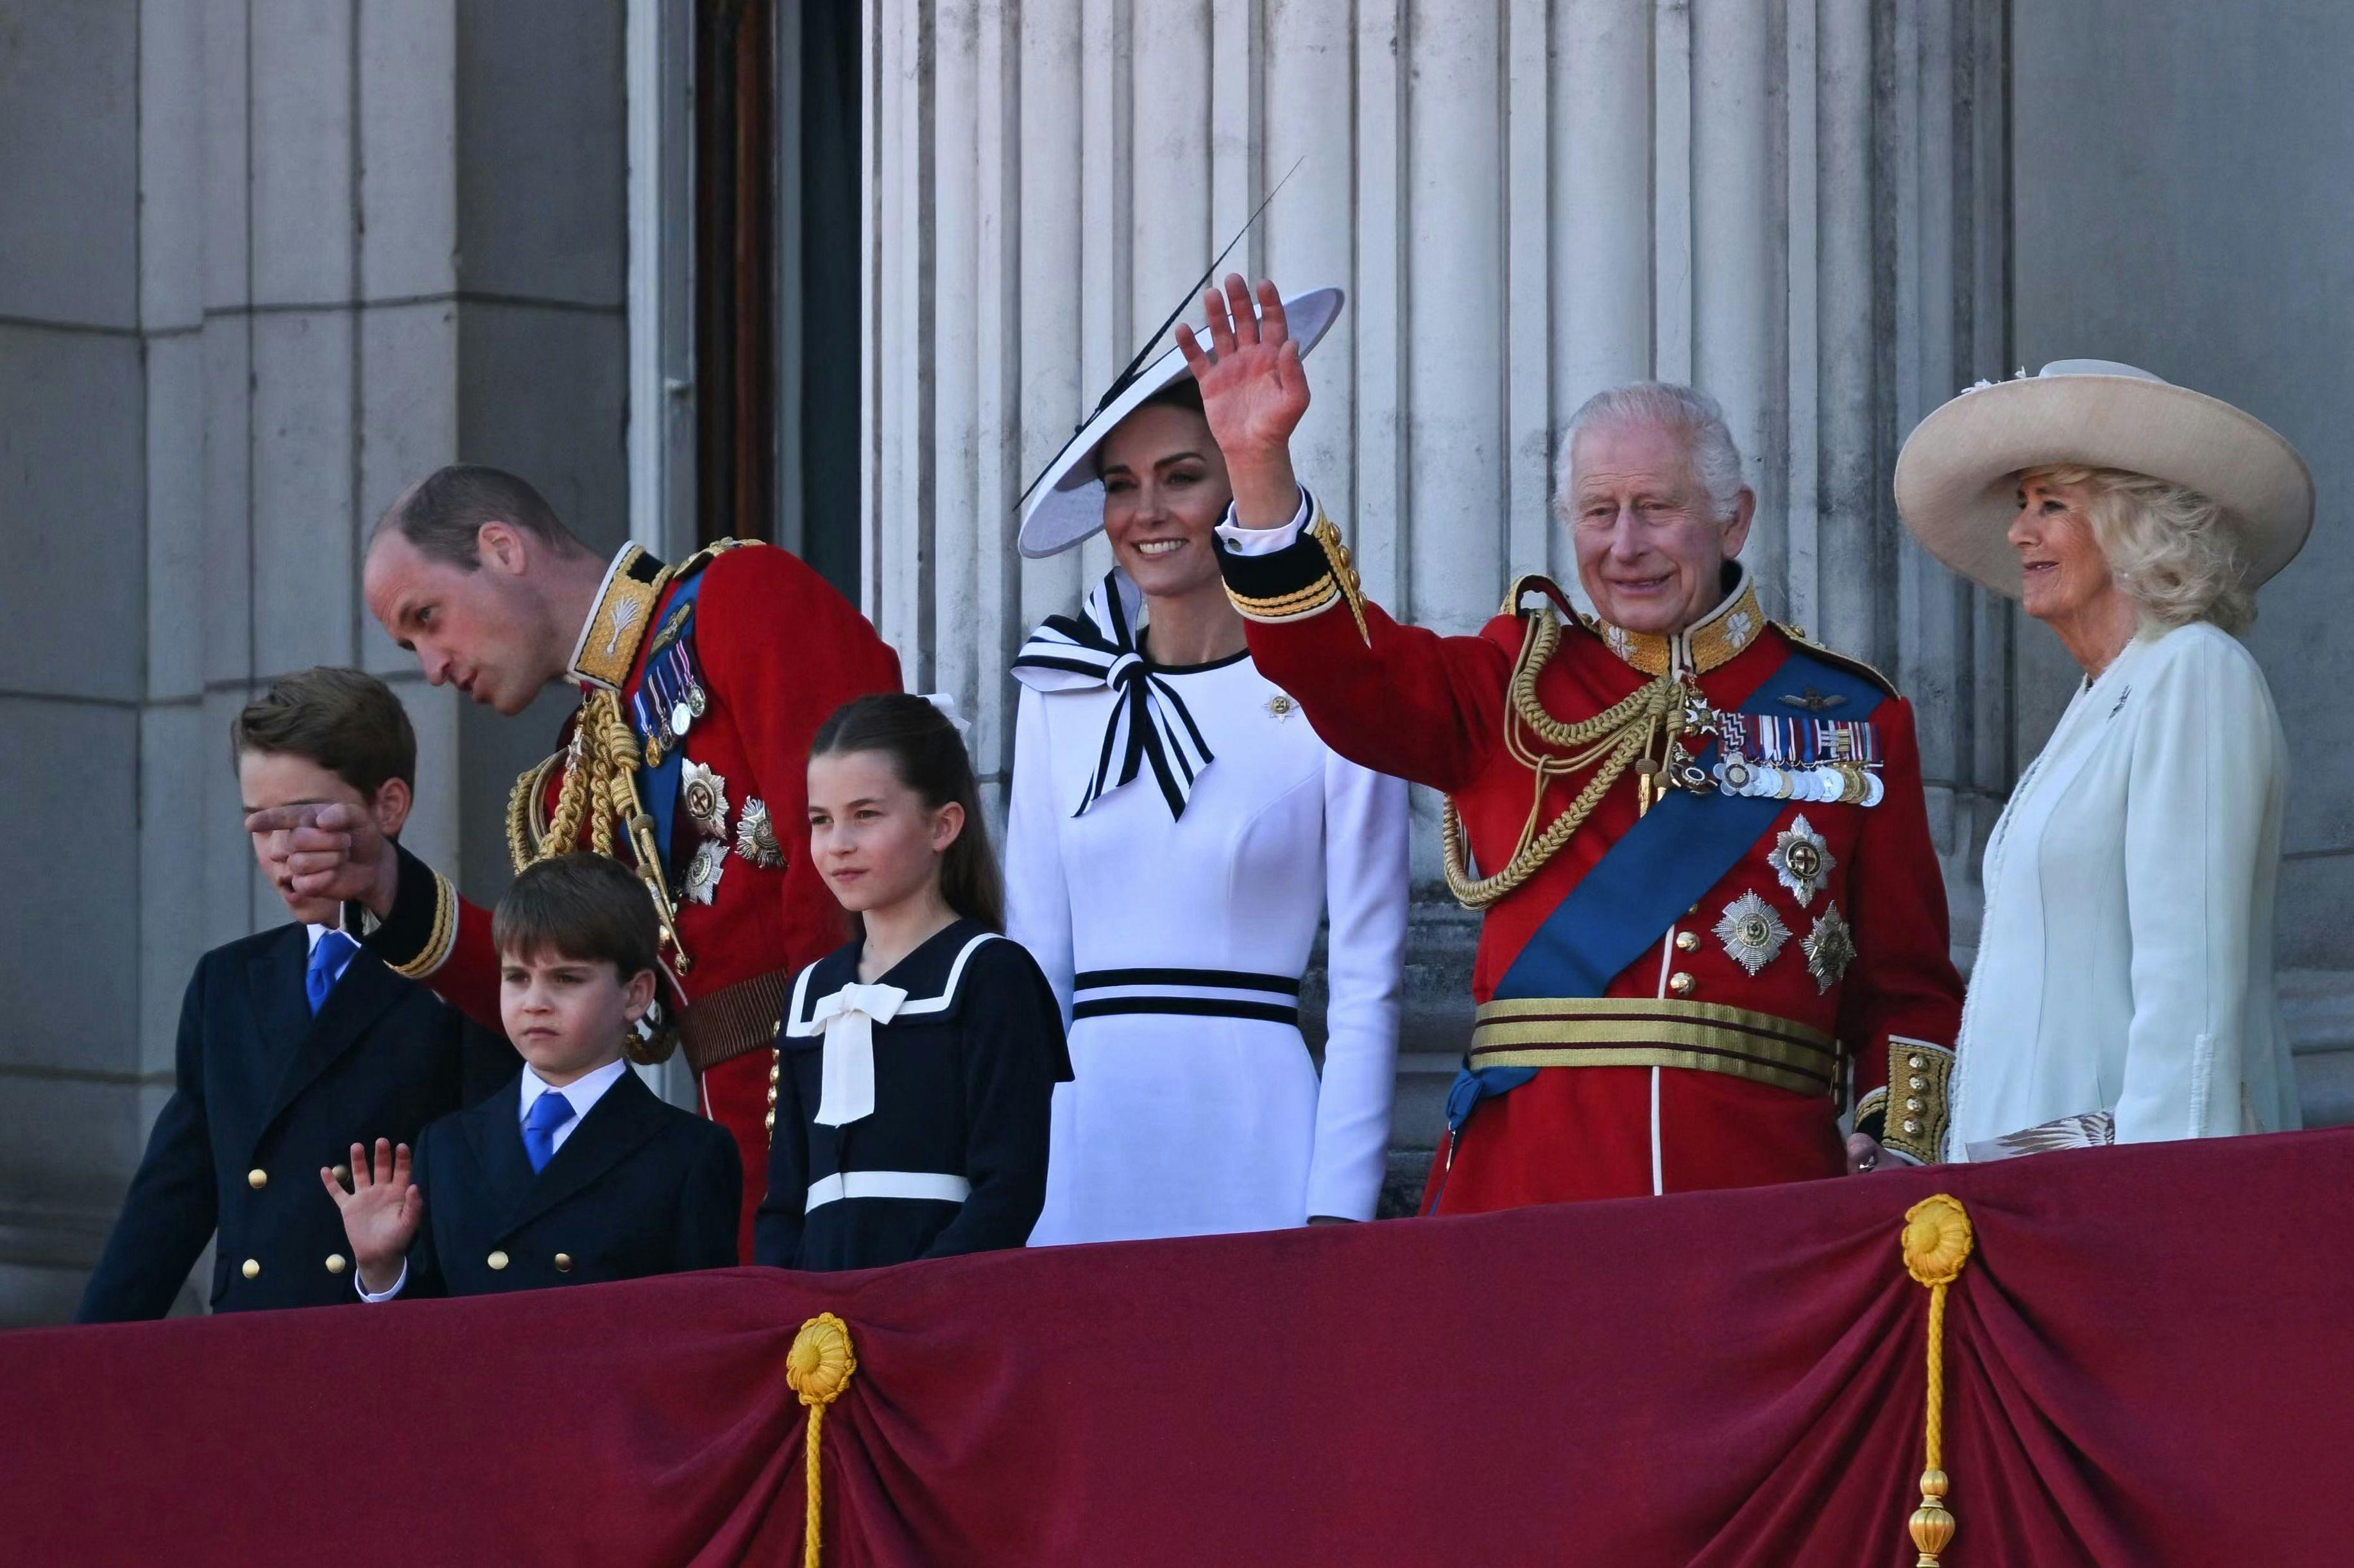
[1900, 1195, 1975, 1565]
[787, 1313, 860, 1565]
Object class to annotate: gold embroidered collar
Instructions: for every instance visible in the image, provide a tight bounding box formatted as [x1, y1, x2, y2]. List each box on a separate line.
[566, 543, 670, 691]
[1591, 570, 1765, 678]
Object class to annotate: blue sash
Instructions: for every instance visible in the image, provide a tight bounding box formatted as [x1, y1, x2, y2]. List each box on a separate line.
[1442, 646, 1884, 1141]
[632, 571, 708, 875]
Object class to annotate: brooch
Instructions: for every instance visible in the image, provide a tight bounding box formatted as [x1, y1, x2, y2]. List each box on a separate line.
[1767, 815, 1836, 907]
[684, 839, 727, 905]
[1266, 694, 1297, 721]
[1714, 891, 1791, 976]
[1802, 903, 1856, 993]
[681, 760, 729, 839]
[733, 797, 786, 869]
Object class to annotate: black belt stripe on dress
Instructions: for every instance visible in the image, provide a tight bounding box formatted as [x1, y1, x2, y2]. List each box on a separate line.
[1070, 967, 1302, 1026]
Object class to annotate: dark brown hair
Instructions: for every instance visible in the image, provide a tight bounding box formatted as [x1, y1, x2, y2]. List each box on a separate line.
[371, 463, 589, 571]
[230, 666, 416, 797]
[808, 694, 1004, 932]
[491, 853, 660, 978]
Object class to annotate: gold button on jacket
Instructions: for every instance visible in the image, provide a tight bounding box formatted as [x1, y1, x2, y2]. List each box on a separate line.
[554, 1253, 574, 1273]
[325, 1254, 348, 1275]
[1668, 971, 1697, 996]
[241, 1258, 261, 1279]
[246, 1168, 268, 1190]
[487, 1250, 509, 1271]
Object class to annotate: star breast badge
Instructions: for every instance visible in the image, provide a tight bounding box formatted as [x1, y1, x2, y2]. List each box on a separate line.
[1714, 891, 1791, 976]
[1767, 815, 1836, 907]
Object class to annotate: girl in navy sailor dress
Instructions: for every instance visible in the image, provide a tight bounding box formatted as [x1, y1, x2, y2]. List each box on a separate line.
[755, 695, 1070, 1272]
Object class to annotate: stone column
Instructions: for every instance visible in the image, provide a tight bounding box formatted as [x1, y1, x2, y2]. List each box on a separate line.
[0, 0, 629, 1323]
[864, 0, 2011, 1189]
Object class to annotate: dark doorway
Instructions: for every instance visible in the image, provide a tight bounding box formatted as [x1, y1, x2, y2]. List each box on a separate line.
[692, 0, 861, 601]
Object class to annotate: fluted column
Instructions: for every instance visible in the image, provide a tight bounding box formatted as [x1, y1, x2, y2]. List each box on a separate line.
[866, 0, 2011, 921]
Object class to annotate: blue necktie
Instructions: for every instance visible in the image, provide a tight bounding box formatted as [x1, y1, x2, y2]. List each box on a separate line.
[522, 1091, 577, 1173]
[305, 930, 360, 1015]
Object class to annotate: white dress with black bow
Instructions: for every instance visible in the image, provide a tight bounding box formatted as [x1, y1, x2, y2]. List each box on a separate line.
[1008, 573, 1410, 1243]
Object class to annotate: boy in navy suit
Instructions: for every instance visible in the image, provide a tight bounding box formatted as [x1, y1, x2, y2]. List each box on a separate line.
[78, 670, 515, 1321]
[329, 853, 740, 1299]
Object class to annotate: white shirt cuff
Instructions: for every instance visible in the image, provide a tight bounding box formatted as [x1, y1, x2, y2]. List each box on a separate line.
[1213, 486, 1313, 556]
[356, 1258, 409, 1302]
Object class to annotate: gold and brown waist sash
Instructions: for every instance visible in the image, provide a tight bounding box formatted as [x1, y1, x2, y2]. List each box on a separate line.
[1469, 998, 1840, 1098]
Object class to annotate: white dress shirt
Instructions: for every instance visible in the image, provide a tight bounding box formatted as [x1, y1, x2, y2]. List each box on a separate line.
[1946, 621, 2300, 1156]
[357, 1059, 631, 1300]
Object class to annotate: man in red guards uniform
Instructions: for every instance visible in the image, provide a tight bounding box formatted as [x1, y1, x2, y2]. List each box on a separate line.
[250, 466, 900, 1256]
[1178, 277, 1963, 1212]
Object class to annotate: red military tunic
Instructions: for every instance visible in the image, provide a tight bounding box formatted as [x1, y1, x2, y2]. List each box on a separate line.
[1217, 499, 1962, 1213]
[365, 541, 901, 1258]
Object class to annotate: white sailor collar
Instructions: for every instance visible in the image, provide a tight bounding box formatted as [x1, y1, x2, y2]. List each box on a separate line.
[565, 543, 670, 691]
[781, 921, 1003, 1042]
[1587, 566, 1766, 679]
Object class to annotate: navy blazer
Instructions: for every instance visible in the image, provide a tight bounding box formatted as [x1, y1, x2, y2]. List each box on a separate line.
[402, 1067, 740, 1298]
[78, 924, 515, 1321]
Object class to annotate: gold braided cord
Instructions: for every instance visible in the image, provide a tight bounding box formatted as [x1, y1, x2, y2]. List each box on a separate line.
[1440, 610, 1685, 910]
[787, 1314, 859, 1567]
[1900, 1195, 1975, 1566]
[505, 753, 562, 874]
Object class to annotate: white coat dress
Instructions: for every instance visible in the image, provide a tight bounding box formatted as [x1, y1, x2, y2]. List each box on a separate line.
[1946, 620, 2300, 1157]
[1007, 625, 1408, 1243]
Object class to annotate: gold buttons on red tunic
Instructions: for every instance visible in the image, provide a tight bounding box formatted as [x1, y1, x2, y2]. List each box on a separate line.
[1668, 972, 1696, 996]
[488, 1250, 509, 1271]
[246, 1168, 268, 1190]
[1674, 931, 1700, 953]
[241, 1259, 260, 1279]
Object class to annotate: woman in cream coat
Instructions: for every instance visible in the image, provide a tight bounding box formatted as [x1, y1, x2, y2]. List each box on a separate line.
[1895, 361, 2314, 1159]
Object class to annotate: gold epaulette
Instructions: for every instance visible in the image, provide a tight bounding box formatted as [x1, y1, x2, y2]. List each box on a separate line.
[674, 536, 762, 581]
[1497, 571, 1576, 621]
[1777, 622, 1901, 699]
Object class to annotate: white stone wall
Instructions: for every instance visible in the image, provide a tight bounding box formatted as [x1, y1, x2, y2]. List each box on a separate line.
[0, 0, 629, 1324]
[859, 0, 2017, 916]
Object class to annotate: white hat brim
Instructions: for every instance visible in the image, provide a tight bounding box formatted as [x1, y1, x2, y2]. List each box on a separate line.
[1017, 287, 1346, 558]
[1893, 371, 2314, 597]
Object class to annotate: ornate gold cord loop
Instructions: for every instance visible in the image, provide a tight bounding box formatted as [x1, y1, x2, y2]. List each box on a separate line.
[787, 1313, 860, 1566]
[1440, 610, 1685, 909]
[1900, 1195, 1975, 1566]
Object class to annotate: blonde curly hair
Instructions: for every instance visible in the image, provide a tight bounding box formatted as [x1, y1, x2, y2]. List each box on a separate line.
[2019, 464, 2255, 634]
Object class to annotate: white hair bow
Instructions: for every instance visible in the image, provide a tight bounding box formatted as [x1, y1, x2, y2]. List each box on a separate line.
[919, 691, 973, 741]
[809, 980, 910, 1127]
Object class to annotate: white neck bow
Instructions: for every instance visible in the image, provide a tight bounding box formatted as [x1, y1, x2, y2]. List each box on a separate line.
[808, 981, 910, 1127]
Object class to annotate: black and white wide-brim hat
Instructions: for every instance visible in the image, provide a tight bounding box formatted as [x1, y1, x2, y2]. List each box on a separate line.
[1893, 359, 2314, 597]
[1016, 285, 1346, 559]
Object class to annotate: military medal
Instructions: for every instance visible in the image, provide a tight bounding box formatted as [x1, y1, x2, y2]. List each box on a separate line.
[1802, 903, 1856, 993]
[1713, 891, 1791, 976]
[681, 760, 729, 839]
[685, 838, 727, 905]
[1768, 815, 1836, 907]
[733, 797, 785, 869]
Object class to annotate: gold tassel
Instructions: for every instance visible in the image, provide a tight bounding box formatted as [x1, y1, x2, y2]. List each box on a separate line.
[1900, 1195, 1975, 1565]
[787, 1313, 859, 1565]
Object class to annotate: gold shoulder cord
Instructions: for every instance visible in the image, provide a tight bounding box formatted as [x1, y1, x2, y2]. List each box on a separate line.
[1440, 608, 1685, 910]
[506, 572, 694, 978]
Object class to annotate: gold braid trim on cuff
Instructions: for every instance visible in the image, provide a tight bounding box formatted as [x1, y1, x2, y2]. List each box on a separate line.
[1441, 608, 1686, 909]
[386, 869, 458, 980]
[1223, 510, 1372, 645]
[1882, 1038, 1955, 1163]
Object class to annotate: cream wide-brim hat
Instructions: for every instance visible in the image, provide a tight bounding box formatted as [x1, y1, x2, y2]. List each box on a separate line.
[1893, 359, 2314, 597]
[1016, 285, 1345, 558]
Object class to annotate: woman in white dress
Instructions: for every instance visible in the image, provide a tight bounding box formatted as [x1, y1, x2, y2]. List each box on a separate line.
[1007, 286, 1409, 1243]
[1894, 361, 2315, 1159]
